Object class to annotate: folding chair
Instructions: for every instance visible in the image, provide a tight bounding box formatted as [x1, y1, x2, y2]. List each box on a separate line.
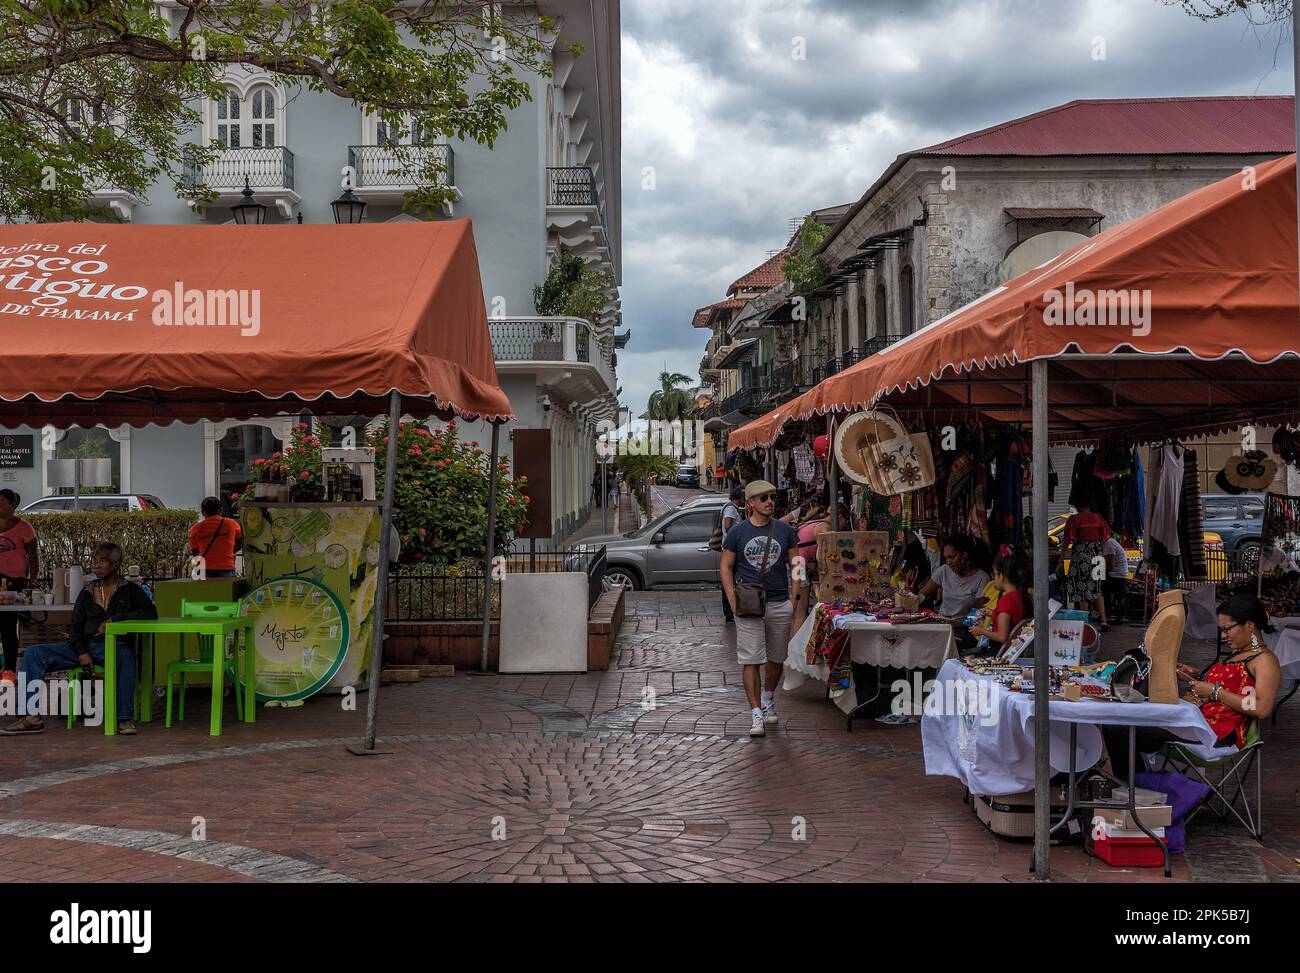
[1158, 720, 1263, 841]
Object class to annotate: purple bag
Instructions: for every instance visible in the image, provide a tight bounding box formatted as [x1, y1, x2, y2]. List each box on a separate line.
[1136, 770, 1212, 854]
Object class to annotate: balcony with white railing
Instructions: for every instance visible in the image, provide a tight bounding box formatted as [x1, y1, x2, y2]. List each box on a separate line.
[489, 316, 615, 404]
[182, 145, 300, 218]
[347, 144, 460, 213]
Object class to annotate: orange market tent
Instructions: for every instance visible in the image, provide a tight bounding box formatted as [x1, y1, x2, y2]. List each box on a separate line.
[730, 153, 1300, 448]
[0, 220, 511, 424]
[729, 154, 1300, 879]
[0, 220, 514, 749]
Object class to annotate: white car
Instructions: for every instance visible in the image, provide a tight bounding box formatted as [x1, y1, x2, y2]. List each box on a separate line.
[21, 494, 166, 512]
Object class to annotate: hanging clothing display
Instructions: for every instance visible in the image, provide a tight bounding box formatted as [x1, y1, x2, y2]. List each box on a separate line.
[991, 428, 1028, 545]
[1149, 444, 1184, 558]
[794, 441, 816, 483]
[1178, 449, 1206, 580]
[1261, 492, 1300, 560]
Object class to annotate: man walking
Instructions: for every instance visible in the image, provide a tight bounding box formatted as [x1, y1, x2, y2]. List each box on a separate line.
[721, 480, 799, 737]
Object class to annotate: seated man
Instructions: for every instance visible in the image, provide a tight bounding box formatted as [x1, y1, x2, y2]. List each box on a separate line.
[2, 541, 157, 736]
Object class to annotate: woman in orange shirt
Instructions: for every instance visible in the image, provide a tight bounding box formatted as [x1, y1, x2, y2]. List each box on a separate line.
[188, 496, 243, 578]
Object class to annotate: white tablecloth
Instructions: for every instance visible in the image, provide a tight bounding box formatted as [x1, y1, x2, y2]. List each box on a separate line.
[1264, 618, 1300, 684]
[922, 658, 1219, 796]
[783, 604, 956, 714]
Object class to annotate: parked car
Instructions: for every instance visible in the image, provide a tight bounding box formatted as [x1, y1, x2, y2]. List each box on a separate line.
[582, 504, 724, 590]
[1200, 493, 1264, 570]
[21, 494, 166, 512]
[675, 494, 728, 511]
[1047, 515, 1228, 580]
[675, 464, 701, 488]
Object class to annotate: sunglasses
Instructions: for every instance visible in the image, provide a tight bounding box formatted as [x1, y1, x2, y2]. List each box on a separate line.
[752, 493, 775, 502]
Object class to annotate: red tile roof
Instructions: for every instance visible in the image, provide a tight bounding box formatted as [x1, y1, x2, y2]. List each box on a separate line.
[917, 96, 1295, 157]
[691, 297, 746, 328]
[727, 248, 790, 295]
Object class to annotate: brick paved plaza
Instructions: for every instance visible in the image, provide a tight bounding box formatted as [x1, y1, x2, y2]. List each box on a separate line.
[0, 584, 1295, 884]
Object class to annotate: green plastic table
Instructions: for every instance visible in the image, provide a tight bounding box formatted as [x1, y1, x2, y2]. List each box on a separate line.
[103, 616, 256, 736]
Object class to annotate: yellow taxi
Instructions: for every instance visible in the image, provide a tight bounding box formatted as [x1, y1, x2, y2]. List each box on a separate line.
[1046, 515, 1226, 581]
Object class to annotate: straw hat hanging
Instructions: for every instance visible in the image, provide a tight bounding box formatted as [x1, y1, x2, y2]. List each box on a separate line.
[833, 410, 907, 487]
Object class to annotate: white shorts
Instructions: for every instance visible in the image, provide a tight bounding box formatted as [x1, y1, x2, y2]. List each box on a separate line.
[735, 598, 794, 667]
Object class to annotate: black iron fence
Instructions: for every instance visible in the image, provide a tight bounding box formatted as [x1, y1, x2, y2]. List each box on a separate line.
[348, 143, 454, 188]
[386, 545, 608, 622]
[183, 145, 295, 190]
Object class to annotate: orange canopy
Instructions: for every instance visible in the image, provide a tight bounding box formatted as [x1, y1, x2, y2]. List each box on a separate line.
[0, 220, 512, 426]
[731, 154, 1300, 448]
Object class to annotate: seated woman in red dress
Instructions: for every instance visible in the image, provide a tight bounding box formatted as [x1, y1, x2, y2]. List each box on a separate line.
[1105, 593, 1282, 776]
[968, 547, 1028, 654]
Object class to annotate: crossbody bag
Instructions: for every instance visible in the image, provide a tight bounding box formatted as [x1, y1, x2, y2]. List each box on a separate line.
[734, 520, 778, 618]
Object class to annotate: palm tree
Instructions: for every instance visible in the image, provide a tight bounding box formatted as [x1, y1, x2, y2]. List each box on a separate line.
[646, 370, 696, 421]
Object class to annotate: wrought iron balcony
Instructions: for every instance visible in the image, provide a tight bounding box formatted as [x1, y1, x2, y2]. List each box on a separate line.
[183, 145, 294, 192]
[348, 144, 454, 190]
[548, 166, 600, 208]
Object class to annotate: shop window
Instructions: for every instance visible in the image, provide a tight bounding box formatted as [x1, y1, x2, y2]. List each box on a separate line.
[54, 427, 121, 494]
[217, 424, 281, 508]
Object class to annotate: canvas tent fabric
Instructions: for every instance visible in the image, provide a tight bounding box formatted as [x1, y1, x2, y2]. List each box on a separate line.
[0, 220, 512, 426]
[729, 154, 1300, 449]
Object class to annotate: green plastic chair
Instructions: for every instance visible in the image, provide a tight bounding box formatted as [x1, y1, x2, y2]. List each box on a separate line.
[1158, 719, 1263, 841]
[66, 664, 142, 728]
[165, 600, 245, 728]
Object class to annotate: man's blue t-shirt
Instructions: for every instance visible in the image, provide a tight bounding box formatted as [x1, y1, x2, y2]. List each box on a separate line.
[723, 516, 798, 602]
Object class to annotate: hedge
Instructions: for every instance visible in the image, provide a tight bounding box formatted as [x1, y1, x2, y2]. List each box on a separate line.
[24, 510, 198, 580]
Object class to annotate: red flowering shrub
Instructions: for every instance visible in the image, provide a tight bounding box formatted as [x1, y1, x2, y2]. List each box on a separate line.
[368, 420, 527, 566]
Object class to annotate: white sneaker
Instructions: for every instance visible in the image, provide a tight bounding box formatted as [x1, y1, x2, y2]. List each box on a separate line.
[762, 699, 779, 726]
[749, 710, 766, 737]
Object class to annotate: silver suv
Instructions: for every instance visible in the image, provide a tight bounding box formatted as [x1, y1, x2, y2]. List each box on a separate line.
[582, 496, 727, 589]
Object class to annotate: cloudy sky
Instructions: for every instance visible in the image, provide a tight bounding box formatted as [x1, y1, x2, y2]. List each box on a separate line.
[615, 0, 1294, 414]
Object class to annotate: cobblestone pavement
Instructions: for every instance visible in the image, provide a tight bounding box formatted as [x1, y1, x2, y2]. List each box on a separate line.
[0, 589, 1295, 883]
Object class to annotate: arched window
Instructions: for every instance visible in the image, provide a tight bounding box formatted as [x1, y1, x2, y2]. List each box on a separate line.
[857, 290, 868, 343]
[214, 84, 278, 148]
[899, 265, 914, 335]
[839, 302, 850, 357]
[876, 282, 888, 336]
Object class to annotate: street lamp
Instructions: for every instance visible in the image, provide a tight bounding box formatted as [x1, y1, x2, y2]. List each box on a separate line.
[330, 187, 367, 224]
[230, 176, 267, 225]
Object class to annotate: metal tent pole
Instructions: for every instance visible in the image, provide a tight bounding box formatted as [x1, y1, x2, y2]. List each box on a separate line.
[828, 415, 839, 527]
[480, 421, 501, 673]
[1031, 359, 1051, 878]
[359, 390, 402, 753]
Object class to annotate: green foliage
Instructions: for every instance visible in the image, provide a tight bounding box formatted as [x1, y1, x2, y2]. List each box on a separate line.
[367, 419, 527, 567]
[26, 509, 197, 579]
[0, 0, 568, 221]
[614, 445, 675, 520]
[783, 216, 831, 294]
[646, 371, 696, 421]
[532, 249, 613, 325]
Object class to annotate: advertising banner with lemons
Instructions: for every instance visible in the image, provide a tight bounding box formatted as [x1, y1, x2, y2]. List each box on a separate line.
[240, 503, 384, 701]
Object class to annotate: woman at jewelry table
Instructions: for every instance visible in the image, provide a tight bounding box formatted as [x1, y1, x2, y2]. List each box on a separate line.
[919, 534, 991, 651]
[1102, 593, 1282, 777]
[967, 547, 1029, 654]
[0, 489, 38, 682]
